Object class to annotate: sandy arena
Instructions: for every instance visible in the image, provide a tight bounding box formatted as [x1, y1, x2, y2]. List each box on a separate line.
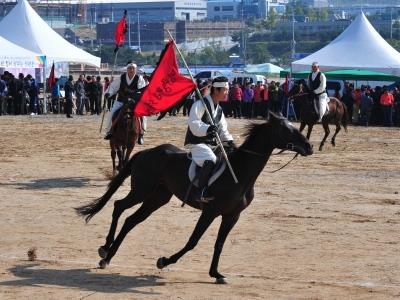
[0, 114, 399, 299]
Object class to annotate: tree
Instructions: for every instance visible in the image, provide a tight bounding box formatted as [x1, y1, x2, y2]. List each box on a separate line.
[265, 9, 278, 30]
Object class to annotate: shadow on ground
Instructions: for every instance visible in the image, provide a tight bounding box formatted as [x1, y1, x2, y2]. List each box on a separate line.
[0, 177, 90, 190]
[0, 263, 164, 295]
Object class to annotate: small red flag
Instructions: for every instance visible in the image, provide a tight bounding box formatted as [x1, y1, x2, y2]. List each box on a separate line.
[48, 62, 56, 90]
[134, 40, 196, 117]
[114, 10, 127, 53]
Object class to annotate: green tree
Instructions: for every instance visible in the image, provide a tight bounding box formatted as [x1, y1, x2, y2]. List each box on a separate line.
[265, 9, 278, 30]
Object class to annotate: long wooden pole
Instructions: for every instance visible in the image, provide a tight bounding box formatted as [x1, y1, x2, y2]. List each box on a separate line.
[166, 30, 238, 184]
[99, 50, 119, 133]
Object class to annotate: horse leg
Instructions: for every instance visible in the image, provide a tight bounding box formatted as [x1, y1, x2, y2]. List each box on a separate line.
[98, 191, 141, 259]
[124, 145, 133, 165]
[299, 122, 306, 133]
[111, 146, 117, 176]
[331, 123, 341, 147]
[157, 207, 216, 269]
[306, 124, 313, 140]
[99, 186, 172, 268]
[319, 122, 330, 151]
[209, 213, 240, 284]
[116, 148, 123, 171]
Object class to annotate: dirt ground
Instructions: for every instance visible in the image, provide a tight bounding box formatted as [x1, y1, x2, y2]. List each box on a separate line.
[0, 114, 399, 300]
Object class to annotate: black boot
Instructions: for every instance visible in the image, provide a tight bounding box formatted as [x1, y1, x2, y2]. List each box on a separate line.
[195, 160, 215, 203]
[104, 131, 113, 140]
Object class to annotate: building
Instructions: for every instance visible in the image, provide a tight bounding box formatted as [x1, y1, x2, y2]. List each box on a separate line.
[0, 0, 208, 24]
[207, 0, 288, 20]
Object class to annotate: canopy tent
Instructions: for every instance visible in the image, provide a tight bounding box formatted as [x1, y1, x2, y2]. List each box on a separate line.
[280, 69, 400, 81]
[0, 35, 44, 68]
[0, 0, 100, 68]
[291, 12, 400, 76]
[244, 63, 283, 75]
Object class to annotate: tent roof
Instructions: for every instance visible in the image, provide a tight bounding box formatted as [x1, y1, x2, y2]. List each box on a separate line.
[280, 68, 400, 81]
[244, 63, 283, 75]
[0, 0, 100, 67]
[0, 35, 44, 68]
[291, 12, 400, 76]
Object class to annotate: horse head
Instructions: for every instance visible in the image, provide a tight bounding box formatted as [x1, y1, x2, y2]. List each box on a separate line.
[267, 112, 313, 156]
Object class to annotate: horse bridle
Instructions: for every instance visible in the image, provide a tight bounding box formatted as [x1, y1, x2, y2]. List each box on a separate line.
[236, 143, 299, 173]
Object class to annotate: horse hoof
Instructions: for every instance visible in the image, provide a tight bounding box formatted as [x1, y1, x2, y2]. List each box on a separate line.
[98, 246, 108, 259]
[99, 259, 108, 269]
[156, 257, 167, 269]
[215, 277, 228, 284]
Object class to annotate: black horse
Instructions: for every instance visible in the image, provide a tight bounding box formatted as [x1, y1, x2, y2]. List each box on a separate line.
[76, 113, 313, 284]
[289, 82, 348, 151]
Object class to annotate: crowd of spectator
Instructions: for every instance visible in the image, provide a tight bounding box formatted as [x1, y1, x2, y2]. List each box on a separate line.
[166, 79, 400, 128]
[1, 72, 399, 127]
[0, 71, 108, 118]
[341, 83, 400, 127]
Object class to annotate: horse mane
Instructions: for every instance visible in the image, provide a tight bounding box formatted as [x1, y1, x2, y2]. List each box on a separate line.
[240, 113, 283, 147]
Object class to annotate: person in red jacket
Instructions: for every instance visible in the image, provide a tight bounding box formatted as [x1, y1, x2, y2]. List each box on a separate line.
[380, 86, 394, 126]
[230, 82, 242, 118]
[253, 81, 264, 118]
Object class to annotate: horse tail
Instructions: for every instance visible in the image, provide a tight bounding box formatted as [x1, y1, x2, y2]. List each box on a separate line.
[341, 101, 348, 132]
[75, 152, 141, 223]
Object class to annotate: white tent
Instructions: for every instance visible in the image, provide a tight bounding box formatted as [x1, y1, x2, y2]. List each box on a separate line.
[244, 63, 283, 74]
[0, 0, 100, 68]
[0, 35, 44, 68]
[292, 12, 400, 76]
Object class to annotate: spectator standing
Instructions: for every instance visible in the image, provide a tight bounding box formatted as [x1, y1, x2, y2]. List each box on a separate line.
[26, 74, 39, 115]
[268, 81, 279, 113]
[74, 74, 85, 115]
[96, 75, 103, 114]
[352, 87, 362, 124]
[64, 75, 74, 118]
[370, 86, 383, 125]
[51, 78, 61, 113]
[359, 86, 373, 126]
[393, 87, 400, 126]
[242, 82, 254, 118]
[230, 82, 242, 118]
[261, 83, 269, 117]
[253, 81, 264, 118]
[0, 75, 7, 115]
[342, 83, 354, 123]
[380, 87, 394, 127]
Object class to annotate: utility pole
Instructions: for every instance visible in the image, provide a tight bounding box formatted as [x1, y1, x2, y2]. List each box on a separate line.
[128, 13, 131, 48]
[390, 7, 393, 40]
[137, 10, 141, 53]
[291, 11, 296, 59]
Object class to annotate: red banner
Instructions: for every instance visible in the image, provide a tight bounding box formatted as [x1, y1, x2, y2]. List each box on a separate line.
[48, 62, 55, 90]
[114, 10, 127, 53]
[134, 40, 196, 117]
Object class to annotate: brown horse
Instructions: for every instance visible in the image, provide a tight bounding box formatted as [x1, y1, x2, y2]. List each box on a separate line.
[110, 102, 140, 175]
[289, 82, 348, 151]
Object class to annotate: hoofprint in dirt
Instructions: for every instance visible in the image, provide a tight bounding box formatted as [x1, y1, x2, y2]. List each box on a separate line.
[0, 115, 399, 299]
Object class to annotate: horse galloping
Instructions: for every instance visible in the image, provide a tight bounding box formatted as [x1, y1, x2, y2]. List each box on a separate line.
[76, 113, 313, 284]
[289, 82, 348, 151]
[110, 101, 140, 175]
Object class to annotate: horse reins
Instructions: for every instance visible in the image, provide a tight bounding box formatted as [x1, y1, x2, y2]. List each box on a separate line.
[237, 144, 299, 173]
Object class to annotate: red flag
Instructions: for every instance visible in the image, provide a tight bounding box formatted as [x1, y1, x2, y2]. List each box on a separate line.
[114, 10, 127, 53]
[134, 40, 196, 117]
[48, 62, 55, 90]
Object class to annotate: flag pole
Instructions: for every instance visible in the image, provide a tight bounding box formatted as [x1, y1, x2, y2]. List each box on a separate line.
[166, 30, 238, 184]
[100, 50, 118, 133]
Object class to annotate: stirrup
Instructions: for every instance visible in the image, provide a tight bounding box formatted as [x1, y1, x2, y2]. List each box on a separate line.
[198, 188, 214, 203]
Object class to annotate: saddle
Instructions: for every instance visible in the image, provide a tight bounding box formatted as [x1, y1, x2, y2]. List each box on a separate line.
[187, 150, 226, 188]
